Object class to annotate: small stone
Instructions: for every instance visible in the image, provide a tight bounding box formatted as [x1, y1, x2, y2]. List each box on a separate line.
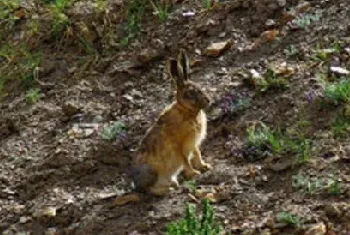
[304, 223, 326, 235]
[34, 206, 57, 218]
[329, 66, 350, 76]
[137, 48, 163, 63]
[277, 0, 286, 7]
[260, 30, 279, 42]
[296, 1, 311, 13]
[324, 204, 342, 218]
[114, 193, 140, 206]
[205, 40, 232, 57]
[265, 19, 276, 27]
[19, 216, 29, 223]
[62, 101, 80, 116]
[281, 11, 296, 24]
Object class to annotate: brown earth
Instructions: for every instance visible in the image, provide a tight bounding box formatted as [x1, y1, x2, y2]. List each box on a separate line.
[1, 0, 350, 234]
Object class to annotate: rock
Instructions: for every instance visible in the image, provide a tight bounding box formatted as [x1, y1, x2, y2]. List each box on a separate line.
[329, 66, 350, 76]
[295, 1, 311, 13]
[33, 206, 57, 218]
[304, 223, 326, 235]
[137, 48, 164, 63]
[324, 204, 342, 218]
[114, 193, 140, 206]
[205, 40, 232, 57]
[277, 0, 286, 7]
[266, 157, 296, 172]
[260, 30, 279, 42]
[62, 101, 81, 117]
[265, 19, 276, 27]
[19, 216, 31, 224]
[280, 11, 296, 24]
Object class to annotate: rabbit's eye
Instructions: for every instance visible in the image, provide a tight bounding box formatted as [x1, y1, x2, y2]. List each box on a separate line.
[184, 90, 196, 99]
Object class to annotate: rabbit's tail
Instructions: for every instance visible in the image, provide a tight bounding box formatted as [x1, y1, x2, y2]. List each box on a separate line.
[129, 163, 158, 193]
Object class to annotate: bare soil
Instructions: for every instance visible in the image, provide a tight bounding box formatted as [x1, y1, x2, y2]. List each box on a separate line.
[1, 0, 350, 234]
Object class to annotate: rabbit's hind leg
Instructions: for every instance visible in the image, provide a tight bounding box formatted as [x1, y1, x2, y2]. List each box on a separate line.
[148, 172, 175, 196]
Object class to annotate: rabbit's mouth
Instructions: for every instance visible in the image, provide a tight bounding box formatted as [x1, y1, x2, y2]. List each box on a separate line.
[200, 96, 212, 109]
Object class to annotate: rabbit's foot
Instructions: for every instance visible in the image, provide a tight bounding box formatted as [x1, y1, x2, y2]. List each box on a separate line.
[149, 185, 174, 196]
[171, 179, 180, 189]
[197, 162, 213, 172]
[183, 169, 201, 180]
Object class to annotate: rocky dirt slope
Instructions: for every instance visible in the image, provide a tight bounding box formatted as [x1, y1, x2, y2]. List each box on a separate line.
[1, 0, 350, 234]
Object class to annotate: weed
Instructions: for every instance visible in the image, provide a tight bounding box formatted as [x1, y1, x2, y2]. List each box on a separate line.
[96, 0, 107, 13]
[246, 123, 283, 154]
[293, 174, 342, 195]
[203, 0, 213, 10]
[293, 12, 321, 29]
[326, 179, 341, 195]
[166, 200, 222, 235]
[49, 0, 71, 36]
[150, 1, 169, 23]
[0, 0, 21, 40]
[125, 0, 147, 40]
[183, 180, 197, 193]
[290, 139, 312, 163]
[293, 174, 322, 194]
[99, 121, 126, 141]
[220, 95, 251, 115]
[251, 68, 288, 92]
[284, 45, 299, 58]
[26, 88, 40, 104]
[277, 211, 303, 226]
[0, 44, 42, 96]
[332, 116, 350, 138]
[324, 79, 350, 104]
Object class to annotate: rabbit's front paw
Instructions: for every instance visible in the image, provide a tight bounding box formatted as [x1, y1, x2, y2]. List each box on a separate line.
[199, 162, 213, 171]
[171, 179, 180, 189]
[184, 169, 201, 180]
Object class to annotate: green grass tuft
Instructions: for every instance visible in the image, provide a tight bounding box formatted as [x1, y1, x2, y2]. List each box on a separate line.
[277, 211, 303, 226]
[324, 79, 350, 104]
[26, 88, 40, 104]
[166, 200, 222, 235]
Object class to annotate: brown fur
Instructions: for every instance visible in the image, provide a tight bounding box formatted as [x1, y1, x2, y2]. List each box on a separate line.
[130, 49, 212, 196]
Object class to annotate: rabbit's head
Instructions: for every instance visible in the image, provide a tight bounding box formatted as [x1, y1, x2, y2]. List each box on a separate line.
[167, 49, 211, 111]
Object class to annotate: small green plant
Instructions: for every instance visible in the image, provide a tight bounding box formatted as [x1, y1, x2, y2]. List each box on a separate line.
[246, 123, 283, 154]
[203, 0, 213, 9]
[25, 88, 40, 104]
[332, 116, 350, 138]
[326, 179, 341, 195]
[150, 1, 169, 23]
[99, 121, 126, 141]
[0, 0, 21, 40]
[125, 0, 147, 40]
[324, 79, 350, 104]
[284, 45, 299, 58]
[251, 68, 288, 92]
[292, 139, 312, 163]
[293, 174, 322, 194]
[293, 12, 321, 29]
[293, 174, 342, 195]
[183, 180, 197, 193]
[277, 211, 303, 226]
[166, 200, 222, 235]
[49, 0, 71, 36]
[0, 44, 42, 95]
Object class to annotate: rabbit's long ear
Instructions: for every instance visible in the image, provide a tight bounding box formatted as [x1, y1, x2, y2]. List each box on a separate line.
[177, 49, 190, 81]
[167, 58, 184, 88]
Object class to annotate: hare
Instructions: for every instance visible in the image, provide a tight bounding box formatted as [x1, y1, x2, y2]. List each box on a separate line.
[130, 49, 212, 196]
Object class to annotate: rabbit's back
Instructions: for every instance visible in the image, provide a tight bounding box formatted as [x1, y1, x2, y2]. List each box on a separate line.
[137, 103, 206, 163]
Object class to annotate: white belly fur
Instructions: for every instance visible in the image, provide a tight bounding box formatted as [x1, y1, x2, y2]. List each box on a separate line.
[195, 110, 207, 146]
